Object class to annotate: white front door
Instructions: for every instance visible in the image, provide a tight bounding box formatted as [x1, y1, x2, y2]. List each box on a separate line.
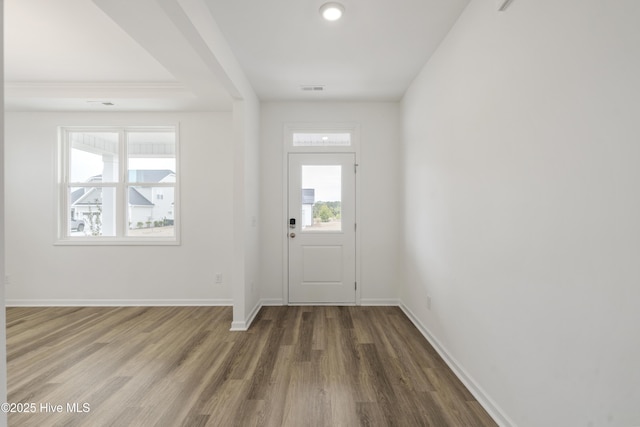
[288, 153, 356, 303]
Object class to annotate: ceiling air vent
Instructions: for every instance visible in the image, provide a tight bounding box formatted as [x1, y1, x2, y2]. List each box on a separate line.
[300, 85, 325, 92]
[86, 100, 114, 106]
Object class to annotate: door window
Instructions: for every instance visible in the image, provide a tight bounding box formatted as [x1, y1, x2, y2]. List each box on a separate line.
[301, 165, 342, 232]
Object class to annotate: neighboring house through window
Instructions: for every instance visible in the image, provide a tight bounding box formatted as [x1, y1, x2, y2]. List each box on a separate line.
[58, 127, 178, 244]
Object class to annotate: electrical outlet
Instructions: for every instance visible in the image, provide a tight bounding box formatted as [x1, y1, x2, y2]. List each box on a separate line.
[215, 273, 222, 284]
[5, 275, 11, 285]
[426, 295, 432, 310]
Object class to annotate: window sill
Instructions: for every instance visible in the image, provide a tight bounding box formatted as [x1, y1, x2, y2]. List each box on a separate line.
[54, 237, 180, 246]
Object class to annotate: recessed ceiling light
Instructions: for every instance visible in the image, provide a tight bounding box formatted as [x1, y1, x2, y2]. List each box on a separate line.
[319, 2, 345, 21]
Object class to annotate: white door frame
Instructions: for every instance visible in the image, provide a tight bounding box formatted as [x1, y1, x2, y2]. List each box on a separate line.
[281, 123, 361, 305]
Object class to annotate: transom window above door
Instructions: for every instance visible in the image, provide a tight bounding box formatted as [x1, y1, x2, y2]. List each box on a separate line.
[293, 132, 351, 147]
[285, 123, 359, 154]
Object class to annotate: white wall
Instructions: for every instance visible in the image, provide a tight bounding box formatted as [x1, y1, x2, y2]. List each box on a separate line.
[5, 111, 235, 305]
[243, 98, 261, 317]
[401, 0, 640, 426]
[260, 102, 401, 304]
[0, 2, 8, 424]
[172, 0, 264, 329]
[231, 96, 262, 330]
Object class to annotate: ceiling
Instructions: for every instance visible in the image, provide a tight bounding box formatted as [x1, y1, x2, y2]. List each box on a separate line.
[206, 0, 469, 101]
[4, 0, 469, 111]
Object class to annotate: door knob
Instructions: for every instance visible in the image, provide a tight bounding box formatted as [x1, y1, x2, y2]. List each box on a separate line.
[290, 232, 296, 238]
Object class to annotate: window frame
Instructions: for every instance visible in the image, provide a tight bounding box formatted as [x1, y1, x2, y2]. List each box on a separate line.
[55, 125, 180, 246]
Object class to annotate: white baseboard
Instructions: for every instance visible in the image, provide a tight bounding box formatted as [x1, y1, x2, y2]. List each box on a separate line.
[260, 298, 284, 306]
[6, 299, 233, 307]
[360, 298, 401, 306]
[229, 299, 264, 331]
[288, 302, 356, 306]
[244, 298, 401, 306]
[399, 303, 514, 427]
[229, 321, 248, 331]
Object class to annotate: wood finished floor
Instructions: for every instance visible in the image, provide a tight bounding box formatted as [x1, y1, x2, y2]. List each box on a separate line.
[6, 306, 497, 427]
